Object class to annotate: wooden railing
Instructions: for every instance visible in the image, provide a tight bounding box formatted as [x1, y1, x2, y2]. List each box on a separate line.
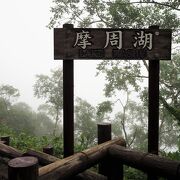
[0, 124, 180, 180]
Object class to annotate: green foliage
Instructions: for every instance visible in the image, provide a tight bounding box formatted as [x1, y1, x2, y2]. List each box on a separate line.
[0, 123, 15, 137]
[112, 96, 148, 150]
[0, 84, 20, 113]
[0, 84, 20, 102]
[5, 102, 55, 136]
[34, 67, 63, 135]
[0, 83, 56, 136]
[0, 124, 63, 157]
[75, 97, 97, 148]
[124, 166, 146, 180]
[97, 60, 143, 97]
[161, 151, 180, 161]
[96, 100, 113, 122]
[48, 0, 180, 43]
[34, 68, 63, 108]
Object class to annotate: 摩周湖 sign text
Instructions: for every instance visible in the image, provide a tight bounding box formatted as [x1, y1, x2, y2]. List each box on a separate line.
[54, 28, 171, 60]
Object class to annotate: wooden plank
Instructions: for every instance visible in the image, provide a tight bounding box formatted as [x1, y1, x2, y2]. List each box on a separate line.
[109, 145, 180, 179]
[39, 138, 125, 180]
[0, 142, 23, 158]
[73, 170, 107, 180]
[54, 27, 171, 60]
[24, 149, 107, 179]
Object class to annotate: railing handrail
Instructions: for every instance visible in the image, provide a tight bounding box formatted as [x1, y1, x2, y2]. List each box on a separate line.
[109, 144, 180, 179]
[38, 138, 125, 180]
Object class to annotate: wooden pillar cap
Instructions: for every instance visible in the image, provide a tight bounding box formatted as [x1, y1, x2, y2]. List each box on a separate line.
[8, 156, 38, 168]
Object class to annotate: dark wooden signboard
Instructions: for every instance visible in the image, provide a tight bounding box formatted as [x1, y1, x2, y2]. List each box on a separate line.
[54, 28, 171, 60]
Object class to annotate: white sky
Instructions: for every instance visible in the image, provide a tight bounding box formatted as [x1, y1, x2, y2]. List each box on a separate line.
[0, 1, 105, 110]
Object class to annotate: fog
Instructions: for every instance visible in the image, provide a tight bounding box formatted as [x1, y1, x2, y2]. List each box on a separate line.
[0, 1, 105, 110]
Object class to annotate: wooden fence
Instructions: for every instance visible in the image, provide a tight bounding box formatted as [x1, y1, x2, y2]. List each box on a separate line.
[0, 124, 180, 180]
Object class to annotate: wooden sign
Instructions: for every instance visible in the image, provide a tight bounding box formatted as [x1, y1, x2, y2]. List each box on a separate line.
[54, 28, 171, 60]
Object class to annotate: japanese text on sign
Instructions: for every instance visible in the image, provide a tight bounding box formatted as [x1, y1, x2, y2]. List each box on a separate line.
[73, 30, 153, 50]
[54, 28, 171, 60]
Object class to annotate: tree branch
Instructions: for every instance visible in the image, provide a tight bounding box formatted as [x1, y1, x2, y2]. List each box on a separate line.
[129, 129, 137, 146]
[106, 1, 180, 11]
[143, 60, 149, 71]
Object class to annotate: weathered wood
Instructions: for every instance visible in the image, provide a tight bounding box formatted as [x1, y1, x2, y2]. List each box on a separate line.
[0, 157, 10, 180]
[0, 156, 9, 165]
[43, 145, 54, 155]
[63, 24, 74, 158]
[98, 123, 111, 176]
[8, 156, 38, 180]
[98, 123, 124, 180]
[109, 144, 180, 179]
[98, 123, 112, 144]
[107, 157, 124, 180]
[24, 149, 59, 166]
[54, 28, 172, 60]
[24, 149, 106, 179]
[0, 142, 23, 158]
[39, 138, 125, 180]
[0, 163, 8, 180]
[1, 136, 10, 146]
[73, 170, 107, 180]
[148, 25, 160, 180]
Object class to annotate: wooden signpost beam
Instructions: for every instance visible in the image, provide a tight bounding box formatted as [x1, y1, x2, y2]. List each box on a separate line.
[148, 25, 160, 180]
[148, 60, 159, 155]
[63, 24, 74, 157]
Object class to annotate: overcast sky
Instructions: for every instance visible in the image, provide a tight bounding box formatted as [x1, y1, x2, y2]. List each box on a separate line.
[0, 1, 105, 110]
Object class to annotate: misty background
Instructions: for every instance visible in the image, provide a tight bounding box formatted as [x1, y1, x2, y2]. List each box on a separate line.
[0, 1, 106, 110]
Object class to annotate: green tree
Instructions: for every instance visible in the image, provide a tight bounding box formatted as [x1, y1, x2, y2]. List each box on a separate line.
[3, 101, 56, 136]
[37, 104, 63, 136]
[75, 97, 97, 149]
[96, 100, 113, 122]
[48, 0, 180, 153]
[0, 84, 20, 111]
[48, 0, 180, 121]
[9, 102, 35, 134]
[48, 0, 179, 33]
[0, 84, 20, 124]
[36, 111, 56, 136]
[34, 67, 63, 135]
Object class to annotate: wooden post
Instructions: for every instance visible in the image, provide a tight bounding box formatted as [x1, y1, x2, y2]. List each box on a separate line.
[148, 25, 160, 155]
[1, 136, 10, 146]
[98, 123, 112, 145]
[63, 23, 74, 158]
[98, 123, 123, 179]
[148, 25, 160, 180]
[8, 156, 38, 180]
[43, 145, 54, 155]
[98, 123, 112, 176]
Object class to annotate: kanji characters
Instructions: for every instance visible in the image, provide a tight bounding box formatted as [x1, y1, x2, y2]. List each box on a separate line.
[74, 30, 92, 49]
[74, 30, 153, 50]
[133, 31, 153, 50]
[104, 31, 122, 49]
